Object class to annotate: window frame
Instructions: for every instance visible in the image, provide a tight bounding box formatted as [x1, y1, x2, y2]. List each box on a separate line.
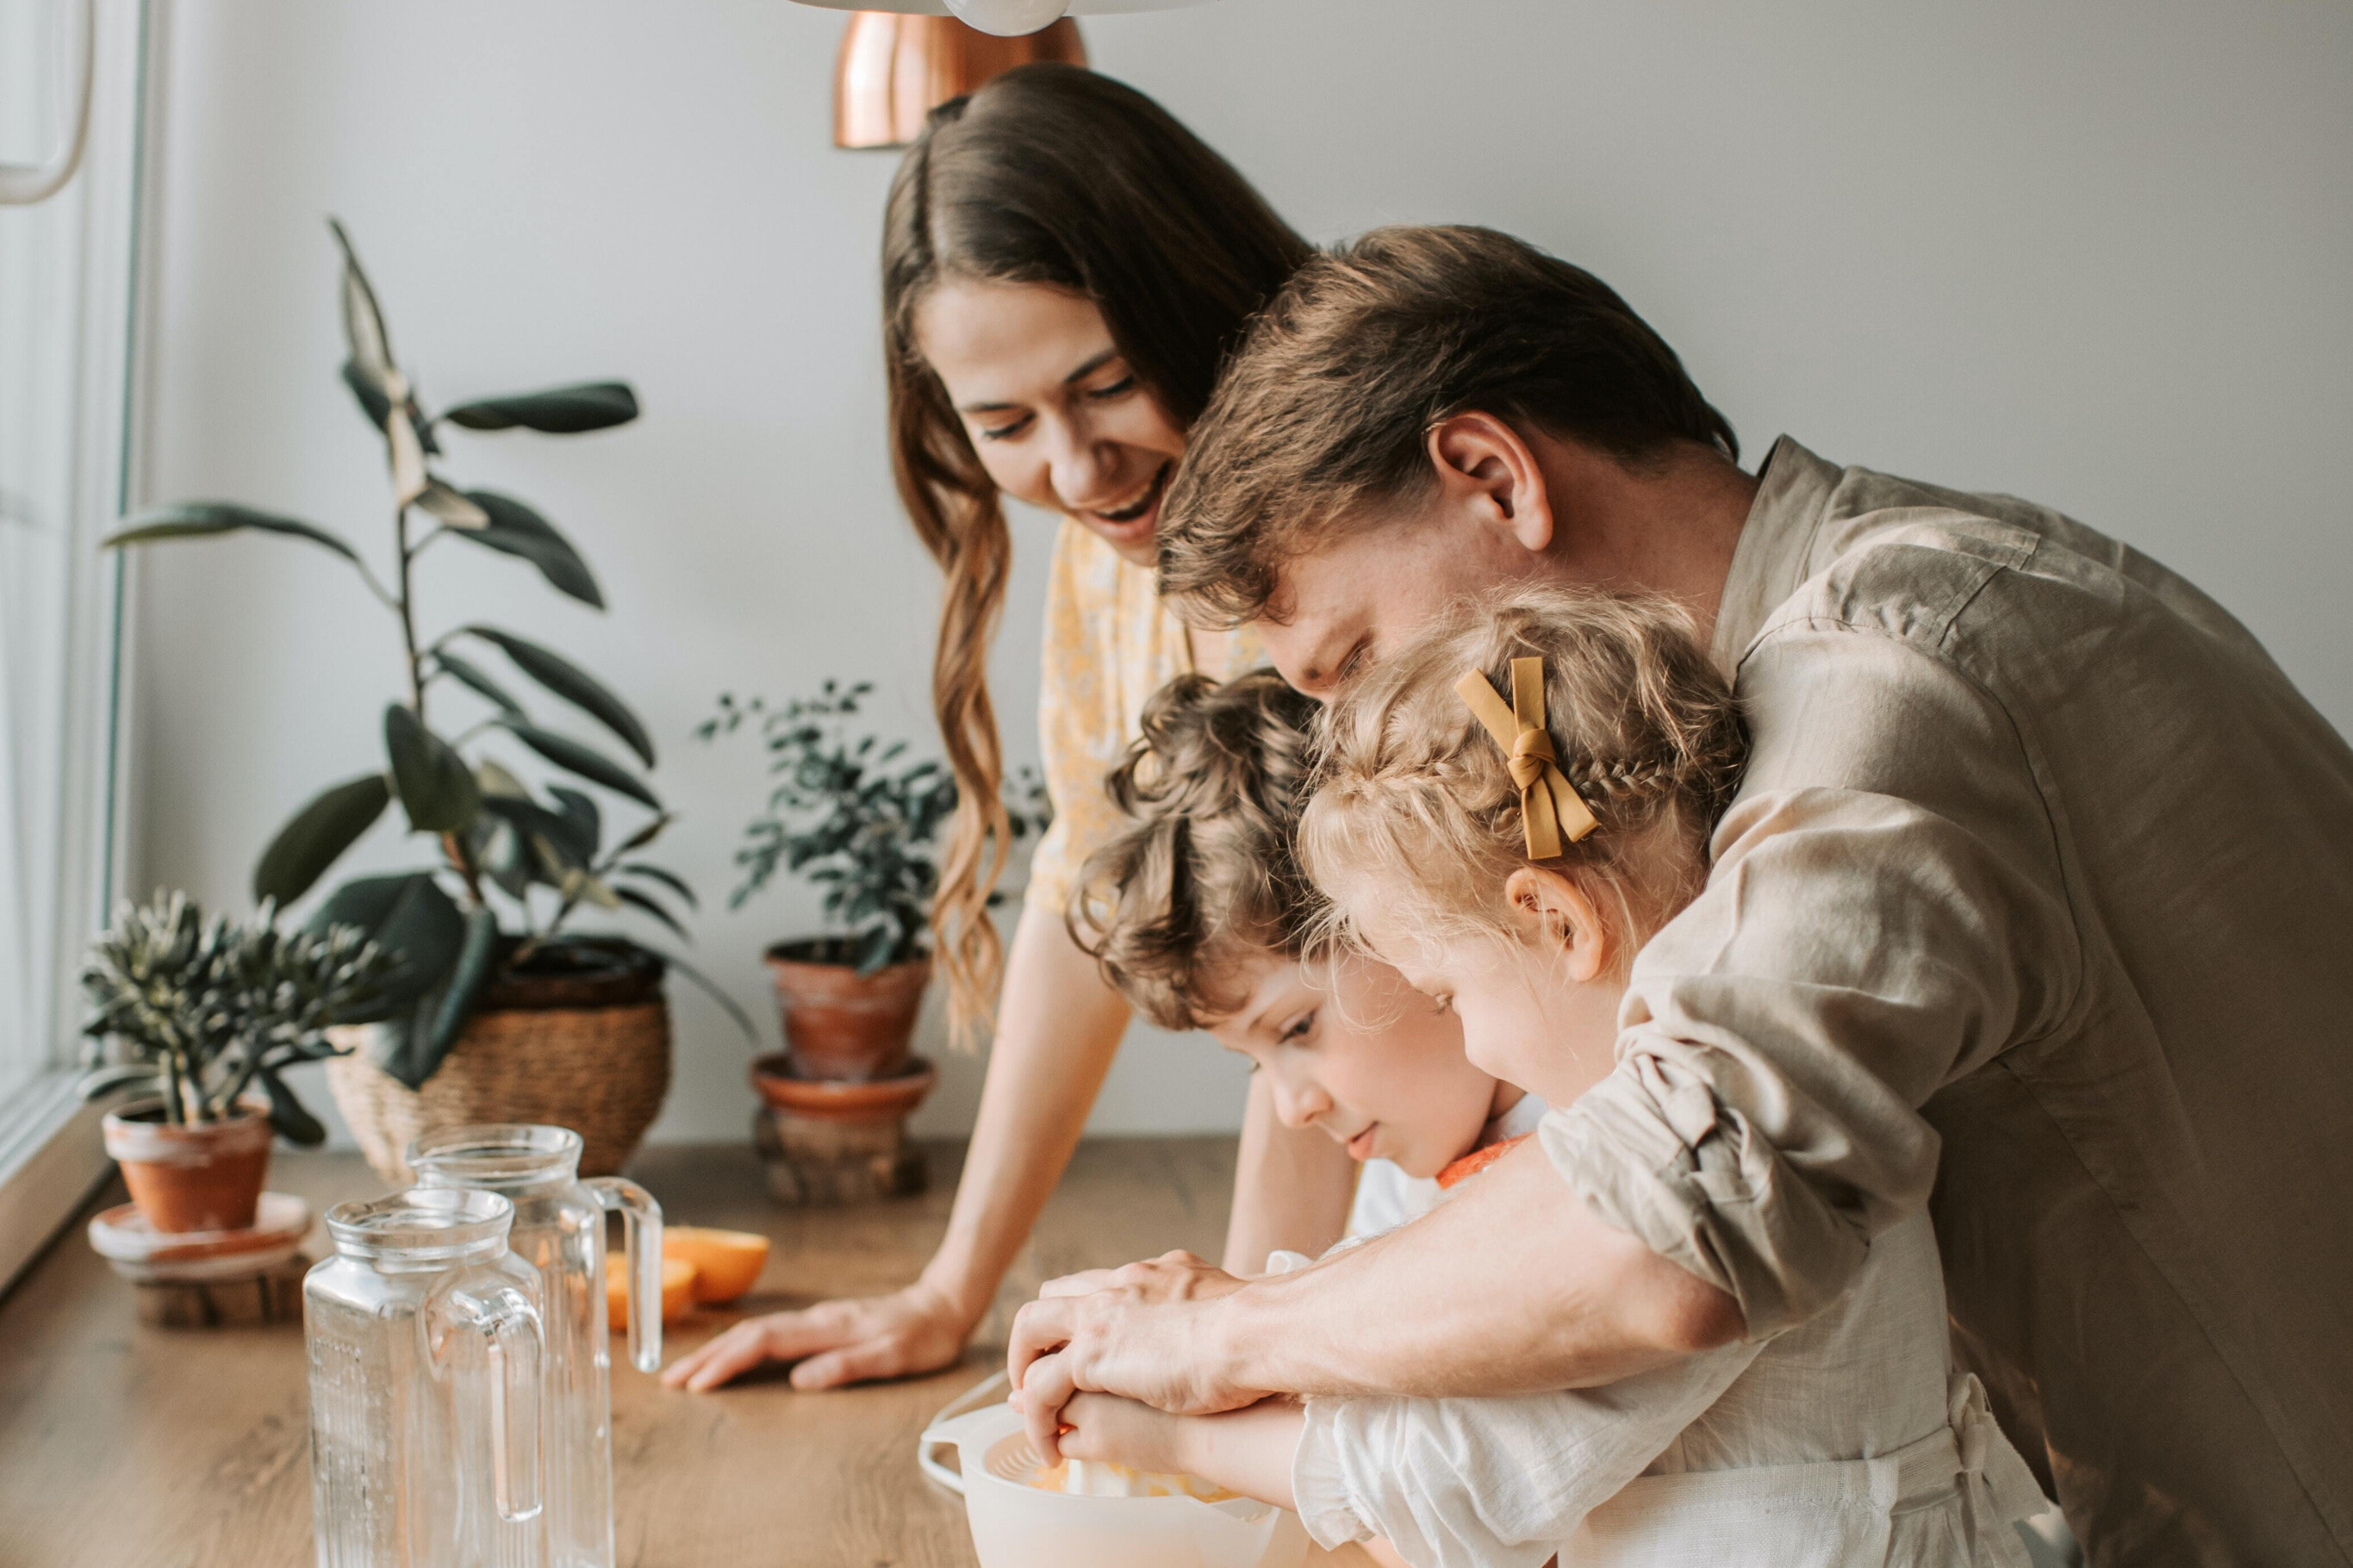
[0, 0, 157, 1297]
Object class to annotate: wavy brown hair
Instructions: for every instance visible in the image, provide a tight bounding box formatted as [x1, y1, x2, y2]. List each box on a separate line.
[882, 65, 1310, 1042]
[1068, 671, 1322, 1030]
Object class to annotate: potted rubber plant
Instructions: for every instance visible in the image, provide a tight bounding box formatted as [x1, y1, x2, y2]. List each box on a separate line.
[700, 681, 1049, 1085]
[104, 221, 744, 1183]
[79, 891, 391, 1232]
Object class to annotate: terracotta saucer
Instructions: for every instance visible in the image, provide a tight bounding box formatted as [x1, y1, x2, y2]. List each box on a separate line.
[750, 1054, 936, 1123]
[88, 1191, 311, 1283]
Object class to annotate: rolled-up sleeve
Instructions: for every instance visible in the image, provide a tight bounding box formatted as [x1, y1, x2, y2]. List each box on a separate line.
[1546, 625, 2080, 1336]
[1290, 1344, 1760, 1568]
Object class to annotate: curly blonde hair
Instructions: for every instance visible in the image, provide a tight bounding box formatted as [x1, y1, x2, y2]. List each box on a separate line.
[1068, 670, 1323, 1030]
[1298, 583, 1748, 958]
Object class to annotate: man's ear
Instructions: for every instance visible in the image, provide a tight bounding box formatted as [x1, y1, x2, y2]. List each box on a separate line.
[1426, 412, 1556, 555]
[1501, 866, 1614, 981]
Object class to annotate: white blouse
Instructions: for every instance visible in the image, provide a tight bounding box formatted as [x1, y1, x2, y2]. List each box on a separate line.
[1286, 1215, 2046, 1568]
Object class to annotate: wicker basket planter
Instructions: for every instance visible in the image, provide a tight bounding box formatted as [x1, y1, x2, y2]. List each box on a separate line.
[327, 943, 671, 1186]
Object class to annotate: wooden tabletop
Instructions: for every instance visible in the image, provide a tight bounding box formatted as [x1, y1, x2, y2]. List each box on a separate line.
[0, 1136, 1368, 1567]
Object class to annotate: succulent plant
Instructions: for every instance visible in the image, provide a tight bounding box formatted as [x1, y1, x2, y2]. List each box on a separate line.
[79, 891, 395, 1144]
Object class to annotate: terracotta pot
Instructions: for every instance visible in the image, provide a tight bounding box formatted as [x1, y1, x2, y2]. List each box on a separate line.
[750, 1053, 937, 1123]
[101, 1098, 273, 1234]
[763, 939, 931, 1082]
[326, 940, 671, 1185]
[750, 1055, 934, 1206]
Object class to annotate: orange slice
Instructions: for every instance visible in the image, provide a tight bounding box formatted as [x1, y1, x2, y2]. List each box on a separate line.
[662, 1227, 770, 1304]
[607, 1254, 698, 1331]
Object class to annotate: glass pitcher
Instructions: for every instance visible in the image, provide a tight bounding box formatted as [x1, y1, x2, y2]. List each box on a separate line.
[408, 1125, 663, 1568]
[305, 1188, 545, 1568]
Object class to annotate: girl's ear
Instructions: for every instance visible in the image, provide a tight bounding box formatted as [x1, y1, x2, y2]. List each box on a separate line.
[1502, 867, 1615, 983]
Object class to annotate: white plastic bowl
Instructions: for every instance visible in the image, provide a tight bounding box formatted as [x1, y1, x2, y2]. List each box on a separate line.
[921, 1391, 1309, 1568]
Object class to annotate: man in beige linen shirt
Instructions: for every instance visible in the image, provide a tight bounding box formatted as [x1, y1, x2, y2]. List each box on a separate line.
[1008, 227, 2353, 1565]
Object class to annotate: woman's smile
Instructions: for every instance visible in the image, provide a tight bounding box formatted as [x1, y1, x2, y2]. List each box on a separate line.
[1078, 461, 1172, 550]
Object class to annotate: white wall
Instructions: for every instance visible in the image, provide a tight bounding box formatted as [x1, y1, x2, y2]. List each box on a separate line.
[130, 0, 2353, 1146]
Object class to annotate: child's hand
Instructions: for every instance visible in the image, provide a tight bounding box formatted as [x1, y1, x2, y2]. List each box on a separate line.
[1053, 1391, 1188, 1475]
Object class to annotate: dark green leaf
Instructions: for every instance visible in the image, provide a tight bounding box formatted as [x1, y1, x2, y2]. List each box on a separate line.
[252, 772, 392, 904]
[472, 812, 534, 899]
[546, 786, 603, 862]
[383, 706, 481, 832]
[612, 813, 671, 856]
[434, 652, 526, 716]
[490, 718, 659, 809]
[105, 502, 362, 565]
[255, 1064, 327, 1147]
[387, 905, 501, 1089]
[615, 861, 697, 910]
[855, 924, 897, 975]
[445, 491, 604, 607]
[478, 793, 586, 877]
[439, 381, 638, 433]
[463, 625, 649, 763]
[613, 886, 688, 941]
[308, 873, 465, 1009]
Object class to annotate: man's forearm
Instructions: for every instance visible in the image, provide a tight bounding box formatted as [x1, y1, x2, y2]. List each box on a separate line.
[1211, 1142, 1743, 1400]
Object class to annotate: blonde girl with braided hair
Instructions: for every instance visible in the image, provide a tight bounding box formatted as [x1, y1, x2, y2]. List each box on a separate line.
[1043, 582, 2045, 1568]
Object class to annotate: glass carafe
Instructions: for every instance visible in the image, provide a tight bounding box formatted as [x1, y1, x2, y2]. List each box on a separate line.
[408, 1125, 663, 1568]
[305, 1188, 545, 1568]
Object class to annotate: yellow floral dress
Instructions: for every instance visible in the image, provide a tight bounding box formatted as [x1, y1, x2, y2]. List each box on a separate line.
[1024, 519, 1267, 918]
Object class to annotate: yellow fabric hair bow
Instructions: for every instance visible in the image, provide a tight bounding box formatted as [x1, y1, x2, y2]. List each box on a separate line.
[1455, 657, 1598, 858]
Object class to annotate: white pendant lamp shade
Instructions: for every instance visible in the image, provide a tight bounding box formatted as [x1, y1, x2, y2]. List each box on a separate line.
[943, 0, 1071, 37]
[797, 0, 1217, 40]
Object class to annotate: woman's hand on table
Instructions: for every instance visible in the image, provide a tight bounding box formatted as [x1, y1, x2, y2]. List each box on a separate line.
[1008, 1250, 1260, 1458]
[660, 1278, 973, 1392]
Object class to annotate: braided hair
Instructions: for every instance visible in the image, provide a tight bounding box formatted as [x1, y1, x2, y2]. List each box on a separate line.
[1299, 583, 1748, 957]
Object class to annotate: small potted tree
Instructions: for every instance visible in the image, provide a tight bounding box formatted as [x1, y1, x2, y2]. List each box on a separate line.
[701, 681, 1046, 1201]
[105, 221, 741, 1184]
[80, 891, 391, 1232]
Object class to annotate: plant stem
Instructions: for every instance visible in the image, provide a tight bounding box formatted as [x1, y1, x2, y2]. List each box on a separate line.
[395, 503, 425, 723]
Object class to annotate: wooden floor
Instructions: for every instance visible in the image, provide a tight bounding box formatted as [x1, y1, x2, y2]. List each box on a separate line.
[0, 1136, 1364, 1568]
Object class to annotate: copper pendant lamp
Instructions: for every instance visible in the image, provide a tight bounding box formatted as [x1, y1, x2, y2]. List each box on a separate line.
[831, 11, 1087, 149]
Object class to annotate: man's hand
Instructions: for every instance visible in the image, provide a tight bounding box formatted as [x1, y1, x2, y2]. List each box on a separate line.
[659, 1278, 972, 1392]
[1008, 1250, 1259, 1459]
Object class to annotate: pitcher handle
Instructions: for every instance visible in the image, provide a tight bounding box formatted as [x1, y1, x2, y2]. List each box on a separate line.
[586, 1176, 664, 1373]
[437, 1279, 545, 1524]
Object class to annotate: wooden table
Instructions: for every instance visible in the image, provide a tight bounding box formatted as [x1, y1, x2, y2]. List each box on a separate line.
[0, 1136, 1368, 1567]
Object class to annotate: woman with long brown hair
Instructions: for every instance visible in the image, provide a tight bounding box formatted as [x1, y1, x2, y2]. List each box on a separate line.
[663, 64, 1354, 1391]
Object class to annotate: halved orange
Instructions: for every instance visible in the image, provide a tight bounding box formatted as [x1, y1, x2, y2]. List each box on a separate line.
[607, 1254, 698, 1331]
[662, 1227, 770, 1304]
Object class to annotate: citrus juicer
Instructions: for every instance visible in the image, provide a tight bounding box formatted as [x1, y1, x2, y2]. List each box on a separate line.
[919, 1372, 1310, 1568]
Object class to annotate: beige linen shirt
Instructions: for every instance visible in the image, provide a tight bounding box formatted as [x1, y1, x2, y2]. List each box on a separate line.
[1543, 439, 2353, 1565]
